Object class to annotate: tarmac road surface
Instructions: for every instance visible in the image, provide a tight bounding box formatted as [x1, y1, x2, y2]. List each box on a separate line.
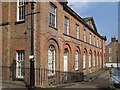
[63, 72, 114, 89]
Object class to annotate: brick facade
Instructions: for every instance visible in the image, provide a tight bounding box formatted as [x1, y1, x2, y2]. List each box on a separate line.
[105, 37, 120, 67]
[1, 1, 106, 87]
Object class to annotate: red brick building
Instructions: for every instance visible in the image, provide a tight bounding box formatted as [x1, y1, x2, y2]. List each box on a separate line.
[1, 1, 106, 87]
[105, 36, 120, 68]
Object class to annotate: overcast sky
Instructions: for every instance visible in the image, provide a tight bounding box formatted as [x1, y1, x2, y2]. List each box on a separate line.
[67, 0, 119, 45]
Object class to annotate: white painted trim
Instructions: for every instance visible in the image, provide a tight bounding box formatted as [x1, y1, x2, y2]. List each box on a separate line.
[89, 33, 92, 44]
[89, 53, 92, 68]
[17, 0, 19, 21]
[106, 63, 120, 67]
[17, 0, 25, 22]
[16, 51, 24, 79]
[48, 46, 56, 76]
[83, 51, 86, 69]
[75, 51, 79, 70]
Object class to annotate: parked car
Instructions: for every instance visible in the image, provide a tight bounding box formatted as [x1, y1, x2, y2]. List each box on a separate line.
[109, 69, 120, 89]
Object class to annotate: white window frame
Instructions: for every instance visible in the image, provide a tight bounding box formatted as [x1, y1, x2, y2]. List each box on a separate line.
[109, 48, 112, 53]
[84, 30, 86, 42]
[89, 33, 92, 44]
[97, 38, 99, 47]
[109, 56, 112, 62]
[17, 0, 25, 21]
[64, 16, 69, 35]
[16, 50, 25, 79]
[64, 49, 68, 72]
[100, 55, 102, 68]
[89, 51, 92, 67]
[93, 52, 96, 66]
[75, 51, 79, 70]
[83, 50, 86, 69]
[76, 24, 79, 39]
[97, 54, 99, 66]
[48, 45, 56, 76]
[49, 3, 56, 28]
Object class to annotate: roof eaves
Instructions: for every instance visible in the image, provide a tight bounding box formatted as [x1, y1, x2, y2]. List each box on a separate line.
[63, 4, 105, 40]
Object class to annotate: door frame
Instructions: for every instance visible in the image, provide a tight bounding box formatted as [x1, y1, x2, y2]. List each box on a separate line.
[16, 50, 25, 79]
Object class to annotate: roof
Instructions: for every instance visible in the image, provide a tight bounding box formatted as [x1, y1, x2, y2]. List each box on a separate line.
[83, 17, 97, 32]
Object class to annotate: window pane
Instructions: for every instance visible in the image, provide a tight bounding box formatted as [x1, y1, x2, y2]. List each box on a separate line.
[64, 17, 69, 35]
[16, 50, 25, 78]
[84, 30, 86, 42]
[109, 56, 112, 62]
[51, 15, 55, 26]
[89, 52, 92, 67]
[50, 5, 55, 14]
[97, 54, 98, 65]
[49, 4, 56, 27]
[75, 51, 79, 70]
[94, 52, 96, 66]
[18, 0, 25, 21]
[90, 34, 92, 44]
[64, 25, 67, 34]
[109, 48, 112, 53]
[48, 45, 55, 76]
[76, 25, 79, 39]
[83, 51, 86, 68]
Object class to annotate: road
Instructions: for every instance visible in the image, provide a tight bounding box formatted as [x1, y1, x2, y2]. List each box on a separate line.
[2, 71, 120, 90]
[63, 71, 113, 89]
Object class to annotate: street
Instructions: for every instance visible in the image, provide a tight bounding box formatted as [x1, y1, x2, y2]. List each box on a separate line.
[2, 71, 120, 90]
[62, 71, 114, 89]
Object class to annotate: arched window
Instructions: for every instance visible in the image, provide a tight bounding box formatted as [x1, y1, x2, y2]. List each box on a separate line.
[83, 50, 86, 69]
[97, 53, 99, 66]
[75, 51, 79, 70]
[100, 54, 102, 68]
[64, 48, 68, 72]
[93, 51, 96, 66]
[48, 45, 55, 76]
[89, 51, 92, 67]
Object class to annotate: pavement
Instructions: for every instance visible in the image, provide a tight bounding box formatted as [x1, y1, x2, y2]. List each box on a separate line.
[2, 81, 27, 90]
[2, 82, 26, 88]
[1, 69, 118, 90]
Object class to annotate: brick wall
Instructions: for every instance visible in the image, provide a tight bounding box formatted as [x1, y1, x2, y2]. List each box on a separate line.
[1, 1, 106, 87]
[105, 37, 120, 67]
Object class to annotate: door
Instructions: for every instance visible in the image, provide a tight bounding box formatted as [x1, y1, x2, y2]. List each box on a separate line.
[16, 50, 25, 79]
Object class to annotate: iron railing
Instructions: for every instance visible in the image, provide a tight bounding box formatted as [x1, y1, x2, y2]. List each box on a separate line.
[2, 66, 84, 87]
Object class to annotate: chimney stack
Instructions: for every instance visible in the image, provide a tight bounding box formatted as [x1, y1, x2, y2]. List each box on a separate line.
[111, 36, 116, 42]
